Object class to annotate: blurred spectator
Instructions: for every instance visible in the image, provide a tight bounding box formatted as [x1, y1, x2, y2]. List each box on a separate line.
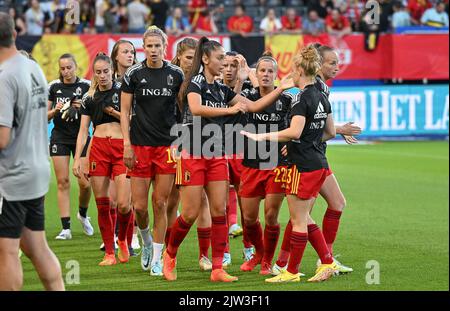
[281, 7, 302, 32]
[95, 0, 106, 33]
[49, 0, 65, 33]
[104, 1, 119, 33]
[302, 9, 326, 35]
[193, 10, 218, 34]
[77, 0, 96, 33]
[25, 0, 44, 35]
[188, 0, 208, 31]
[326, 8, 351, 37]
[421, 0, 449, 26]
[227, 4, 254, 36]
[39, 0, 55, 34]
[309, 0, 334, 19]
[259, 8, 282, 33]
[148, 0, 169, 31]
[127, 0, 150, 34]
[377, 0, 394, 32]
[117, 0, 129, 33]
[212, 3, 226, 33]
[338, 0, 364, 31]
[9, 7, 27, 35]
[408, 0, 432, 24]
[165, 6, 191, 36]
[392, 1, 412, 28]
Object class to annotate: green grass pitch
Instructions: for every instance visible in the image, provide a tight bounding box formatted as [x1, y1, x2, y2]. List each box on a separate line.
[21, 141, 449, 291]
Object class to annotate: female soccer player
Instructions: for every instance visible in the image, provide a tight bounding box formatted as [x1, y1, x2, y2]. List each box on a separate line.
[242, 45, 338, 283]
[169, 37, 213, 271]
[163, 37, 294, 282]
[47, 53, 93, 240]
[73, 53, 133, 266]
[120, 26, 184, 276]
[238, 52, 295, 275]
[272, 44, 360, 276]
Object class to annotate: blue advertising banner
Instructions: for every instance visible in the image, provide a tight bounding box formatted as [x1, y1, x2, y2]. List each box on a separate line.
[329, 85, 449, 140]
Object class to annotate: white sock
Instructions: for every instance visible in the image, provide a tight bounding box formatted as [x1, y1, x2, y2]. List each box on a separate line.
[151, 243, 164, 265]
[139, 227, 152, 247]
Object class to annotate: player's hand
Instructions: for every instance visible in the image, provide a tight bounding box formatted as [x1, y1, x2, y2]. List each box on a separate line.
[339, 122, 362, 136]
[103, 106, 115, 115]
[54, 102, 64, 111]
[71, 99, 82, 109]
[72, 158, 82, 178]
[60, 102, 71, 119]
[229, 102, 247, 115]
[280, 74, 295, 90]
[281, 145, 288, 157]
[341, 134, 358, 145]
[240, 130, 265, 142]
[123, 145, 136, 170]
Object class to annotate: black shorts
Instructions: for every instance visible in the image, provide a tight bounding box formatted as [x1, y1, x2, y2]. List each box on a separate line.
[0, 196, 45, 238]
[49, 136, 90, 157]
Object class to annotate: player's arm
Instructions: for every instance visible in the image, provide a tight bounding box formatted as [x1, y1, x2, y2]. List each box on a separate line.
[322, 114, 336, 142]
[0, 75, 15, 150]
[72, 115, 91, 178]
[120, 91, 136, 170]
[188, 92, 246, 117]
[104, 106, 121, 120]
[242, 115, 306, 143]
[0, 126, 11, 150]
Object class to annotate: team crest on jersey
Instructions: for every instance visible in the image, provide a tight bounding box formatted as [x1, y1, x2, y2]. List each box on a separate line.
[51, 144, 58, 154]
[91, 161, 96, 171]
[75, 87, 82, 96]
[276, 100, 283, 111]
[112, 93, 119, 104]
[167, 74, 174, 86]
[185, 171, 191, 182]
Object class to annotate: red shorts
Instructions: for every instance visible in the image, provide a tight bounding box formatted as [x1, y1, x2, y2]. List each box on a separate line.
[176, 151, 229, 186]
[227, 155, 244, 185]
[239, 166, 287, 198]
[286, 166, 331, 200]
[89, 137, 127, 179]
[128, 145, 177, 178]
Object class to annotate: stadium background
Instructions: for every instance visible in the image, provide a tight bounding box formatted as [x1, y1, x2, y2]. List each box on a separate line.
[7, 0, 449, 291]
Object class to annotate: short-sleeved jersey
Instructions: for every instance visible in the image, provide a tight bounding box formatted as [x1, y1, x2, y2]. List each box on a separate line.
[314, 75, 330, 98]
[288, 84, 332, 172]
[121, 60, 184, 147]
[182, 73, 237, 156]
[241, 87, 293, 169]
[0, 54, 50, 201]
[81, 81, 121, 128]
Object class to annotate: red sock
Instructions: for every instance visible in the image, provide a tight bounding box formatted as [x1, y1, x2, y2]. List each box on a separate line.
[308, 224, 333, 264]
[241, 208, 253, 248]
[224, 234, 230, 253]
[245, 221, 264, 260]
[227, 187, 237, 225]
[117, 210, 132, 242]
[287, 231, 308, 275]
[167, 216, 192, 258]
[211, 216, 228, 270]
[96, 197, 114, 255]
[126, 210, 134, 247]
[110, 205, 117, 236]
[197, 227, 211, 259]
[276, 221, 292, 267]
[322, 208, 342, 254]
[263, 224, 280, 264]
[165, 227, 172, 248]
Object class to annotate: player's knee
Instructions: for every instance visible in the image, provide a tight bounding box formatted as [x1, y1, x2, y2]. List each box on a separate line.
[153, 196, 168, 211]
[264, 212, 278, 226]
[117, 201, 131, 214]
[331, 196, 346, 211]
[57, 177, 70, 191]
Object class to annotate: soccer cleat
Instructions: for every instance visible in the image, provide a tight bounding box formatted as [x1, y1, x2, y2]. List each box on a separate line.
[308, 263, 338, 282]
[99, 253, 116, 266]
[55, 229, 72, 240]
[117, 240, 130, 263]
[265, 270, 300, 283]
[240, 256, 261, 272]
[242, 247, 255, 262]
[77, 212, 94, 236]
[271, 263, 305, 277]
[199, 256, 213, 271]
[259, 261, 272, 275]
[210, 269, 238, 282]
[228, 223, 243, 237]
[316, 257, 353, 275]
[150, 261, 163, 276]
[222, 252, 232, 268]
[131, 233, 141, 250]
[162, 251, 177, 281]
[140, 245, 153, 271]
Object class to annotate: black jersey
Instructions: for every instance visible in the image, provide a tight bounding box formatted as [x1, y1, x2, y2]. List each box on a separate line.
[48, 77, 91, 144]
[121, 60, 184, 147]
[81, 81, 121, 128]
[183, 73, 237, 156]
[288, 84, 332, 172]
[241, 87, 293, 169]
[314, 75, 330, 98]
